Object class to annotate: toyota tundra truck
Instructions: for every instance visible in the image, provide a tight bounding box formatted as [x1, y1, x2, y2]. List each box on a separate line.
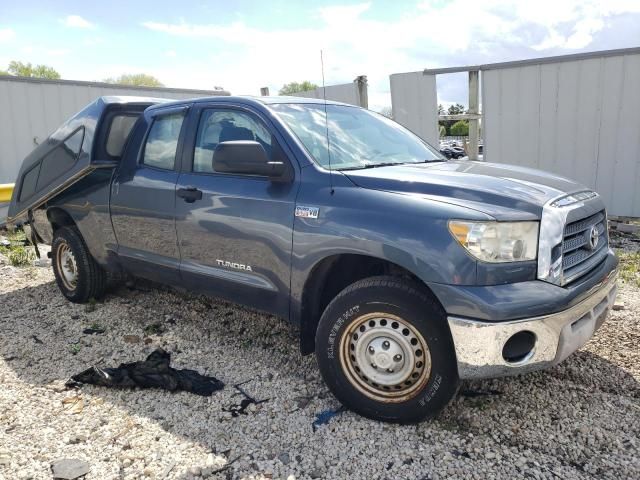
[6, 95, 618, 423]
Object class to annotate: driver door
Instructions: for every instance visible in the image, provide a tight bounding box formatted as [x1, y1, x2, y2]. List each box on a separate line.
[175, 104, 298, 317]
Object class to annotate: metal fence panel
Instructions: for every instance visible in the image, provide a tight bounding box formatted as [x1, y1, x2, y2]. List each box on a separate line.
[289, 82, 363, 106]
[0, 77, 228, 183]
[483, 51, 640, 217]
[389, 72, 438, 147]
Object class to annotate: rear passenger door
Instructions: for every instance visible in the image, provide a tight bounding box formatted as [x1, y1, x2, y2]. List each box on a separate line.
[110, 106, 188, 283]
[175, 104, 298, 317]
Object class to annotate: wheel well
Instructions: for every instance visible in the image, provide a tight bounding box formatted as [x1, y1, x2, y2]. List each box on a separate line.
[299, 254, 427, 355]
[47, 208, 76, 231]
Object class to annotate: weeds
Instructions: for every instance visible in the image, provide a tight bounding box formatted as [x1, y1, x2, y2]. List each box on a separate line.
[7, 246, 35, 267]
[144, 322, 166, 335]
[84, 298, 97, 313]
[617, 250, 640, 288]
[68, 343, 81, 355]
[1, 227, 34, 267]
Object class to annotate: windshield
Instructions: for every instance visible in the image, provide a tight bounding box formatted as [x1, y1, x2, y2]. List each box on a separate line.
[271, 104, 444, 170]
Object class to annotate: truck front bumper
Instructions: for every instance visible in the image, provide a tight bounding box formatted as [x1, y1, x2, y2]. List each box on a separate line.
[447, 266, 618, 380]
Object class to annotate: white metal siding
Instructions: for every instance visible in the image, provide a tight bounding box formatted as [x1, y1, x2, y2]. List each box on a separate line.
[289, 82, 362, 106]
[389, 72, 439, 147]
[483, 52, 640, 217]
[0, 78, 226, 183]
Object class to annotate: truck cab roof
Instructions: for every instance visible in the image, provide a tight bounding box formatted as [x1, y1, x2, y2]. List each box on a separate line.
[144, 95, 352, 112]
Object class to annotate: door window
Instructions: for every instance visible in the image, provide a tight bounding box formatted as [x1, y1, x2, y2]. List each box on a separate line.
[142, 113, 185, 170]
[193, 109, 272, 173]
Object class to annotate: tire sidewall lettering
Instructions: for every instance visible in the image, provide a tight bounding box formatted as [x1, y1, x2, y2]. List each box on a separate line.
[327, 304, 359, 359]
[418, 373, 442, 407]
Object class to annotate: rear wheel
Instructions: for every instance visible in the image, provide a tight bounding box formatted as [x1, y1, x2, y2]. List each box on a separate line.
[51, 226, 106, 303]
[315, 276, 459, 423]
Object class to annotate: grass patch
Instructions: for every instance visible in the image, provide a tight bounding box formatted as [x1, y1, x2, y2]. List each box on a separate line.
[84, 298, 97, 313]
[1, 227, 35, 267]
[7, 246, 35, 267]
[144, 322, 165, 335]
[617, 250, 640, 288]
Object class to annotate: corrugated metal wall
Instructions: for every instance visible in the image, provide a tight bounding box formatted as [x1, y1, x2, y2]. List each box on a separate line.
[0, 77, 228, 183]
[389, 72, 439, 147]
[289, 82, 364, 107]
[483, 51, 640, 217]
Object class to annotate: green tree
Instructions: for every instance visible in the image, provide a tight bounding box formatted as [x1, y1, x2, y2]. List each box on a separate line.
[439, 103, 466, 135]
[7, 61, 61, 79]
[103, 73, 164, 87]
[450, 120, 469, 136]
[447, 103, 466, 115]
[279, 81, 318, 95]
[0, 69, 8, 76]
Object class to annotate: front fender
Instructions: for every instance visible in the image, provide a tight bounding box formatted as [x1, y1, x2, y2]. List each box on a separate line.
[289, 172, 491, 325]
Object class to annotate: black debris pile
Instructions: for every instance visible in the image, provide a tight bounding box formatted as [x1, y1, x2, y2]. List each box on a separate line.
[82, 327, 105, 335]
[66, 348, 224, 396]
[223, 380, 269, 417]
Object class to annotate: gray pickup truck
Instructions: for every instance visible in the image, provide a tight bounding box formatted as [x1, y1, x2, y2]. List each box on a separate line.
[7, 96, 618, 423]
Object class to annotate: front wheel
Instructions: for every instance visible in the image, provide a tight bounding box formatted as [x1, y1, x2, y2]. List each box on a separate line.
[315, 276, 459, 423]
[51, 226, 107, 303]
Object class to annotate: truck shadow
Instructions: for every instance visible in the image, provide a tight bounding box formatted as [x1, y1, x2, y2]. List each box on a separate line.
[1, 278, 638, 478]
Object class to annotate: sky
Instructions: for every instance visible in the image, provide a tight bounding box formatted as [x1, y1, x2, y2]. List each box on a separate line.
[1, 0, 639, 111]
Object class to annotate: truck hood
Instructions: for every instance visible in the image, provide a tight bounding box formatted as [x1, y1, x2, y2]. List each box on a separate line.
[343, 160, 588, 219]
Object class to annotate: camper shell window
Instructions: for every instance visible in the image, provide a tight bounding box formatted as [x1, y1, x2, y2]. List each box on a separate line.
[19, 163, 41, 201]
[106, 114, 139, 157]
[36, 127, 85, 191]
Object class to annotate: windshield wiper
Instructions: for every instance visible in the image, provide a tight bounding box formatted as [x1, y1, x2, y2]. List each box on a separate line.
[338, 162, 409, 171]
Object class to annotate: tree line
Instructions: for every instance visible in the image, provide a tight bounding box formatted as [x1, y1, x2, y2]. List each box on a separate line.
[0, 61, 165, 87]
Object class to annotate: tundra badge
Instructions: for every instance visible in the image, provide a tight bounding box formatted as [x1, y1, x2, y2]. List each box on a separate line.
[216, 260, 253, 271]
[295, 206, 319, 219]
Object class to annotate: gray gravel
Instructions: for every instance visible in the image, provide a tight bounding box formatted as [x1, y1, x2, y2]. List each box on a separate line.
[0, 246, 639, 480]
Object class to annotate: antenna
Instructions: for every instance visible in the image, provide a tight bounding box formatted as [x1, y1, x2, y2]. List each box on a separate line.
[320, 50, 334, 195]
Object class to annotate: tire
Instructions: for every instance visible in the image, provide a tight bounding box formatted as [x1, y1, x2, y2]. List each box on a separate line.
[51, 226, 107, 303]
[315, 276, 459, 423]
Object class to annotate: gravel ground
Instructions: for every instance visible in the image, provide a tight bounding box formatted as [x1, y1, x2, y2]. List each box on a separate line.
[0, 246, 639, 480]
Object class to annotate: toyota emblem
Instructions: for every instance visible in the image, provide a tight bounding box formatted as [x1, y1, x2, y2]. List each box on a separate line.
[588, 225, 599, 251]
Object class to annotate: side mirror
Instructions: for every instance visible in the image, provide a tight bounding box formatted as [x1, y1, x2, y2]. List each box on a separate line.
[212, 141, 288, 180]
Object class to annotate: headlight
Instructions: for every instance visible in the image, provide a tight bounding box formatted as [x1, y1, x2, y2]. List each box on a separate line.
[448, 221, 539, 263]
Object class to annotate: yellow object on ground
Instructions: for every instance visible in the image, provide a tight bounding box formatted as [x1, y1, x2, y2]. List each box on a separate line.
[0, 183, 14, 203]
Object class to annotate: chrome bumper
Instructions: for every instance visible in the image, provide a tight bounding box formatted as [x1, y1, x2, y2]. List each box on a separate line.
[448, 268, 618, 380]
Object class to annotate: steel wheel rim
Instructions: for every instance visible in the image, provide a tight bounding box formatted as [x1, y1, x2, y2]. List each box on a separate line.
[56, 242, 78, 291]
[339, 312, 431, 402]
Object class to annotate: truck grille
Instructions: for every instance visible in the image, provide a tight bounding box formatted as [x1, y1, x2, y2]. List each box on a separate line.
[562, 211, 608, 284]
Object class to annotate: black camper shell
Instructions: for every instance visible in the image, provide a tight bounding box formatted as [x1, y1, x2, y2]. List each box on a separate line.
[7, 96, 167, 222]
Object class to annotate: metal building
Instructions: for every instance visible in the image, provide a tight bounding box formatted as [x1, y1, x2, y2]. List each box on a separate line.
[389, 72, 439, 147]
[0, 76, 229, 183]
[390, 47, 640, 217]
[481, 48, 640, 217]
[289, 76, 369, 108]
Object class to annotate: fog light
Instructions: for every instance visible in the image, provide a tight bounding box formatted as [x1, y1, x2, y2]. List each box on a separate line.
[502, 331, 536, 363]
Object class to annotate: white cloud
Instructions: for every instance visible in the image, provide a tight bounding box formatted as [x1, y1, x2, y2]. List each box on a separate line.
[63, 15, 93, 29]
[136, 1, 640, 109]
[165, 49, 177, 57]
[317, 2, 371, 24]
[0, 28, 15, 42]
[46, 48, 71, 56]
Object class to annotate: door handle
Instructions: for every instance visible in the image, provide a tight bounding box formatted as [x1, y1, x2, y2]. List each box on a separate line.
[177, 187, 203, 203]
